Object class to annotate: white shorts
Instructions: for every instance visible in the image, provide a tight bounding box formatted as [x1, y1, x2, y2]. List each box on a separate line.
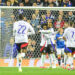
[57, 48, 64, 55]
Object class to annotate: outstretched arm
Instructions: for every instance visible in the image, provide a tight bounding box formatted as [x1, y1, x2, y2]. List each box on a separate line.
[27, 25, 35, 35]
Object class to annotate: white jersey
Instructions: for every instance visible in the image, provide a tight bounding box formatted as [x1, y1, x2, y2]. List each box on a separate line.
[47, 28, 56, 44]
[39, 29, 56, 47]
[40, 30, 49, 47]
[63, 27, 75, 47]
[13, 20, 35, 43]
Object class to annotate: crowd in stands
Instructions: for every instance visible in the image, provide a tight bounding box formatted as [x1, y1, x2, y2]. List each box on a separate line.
[13, 9, 75, 31]
[0, 0, 75, 7]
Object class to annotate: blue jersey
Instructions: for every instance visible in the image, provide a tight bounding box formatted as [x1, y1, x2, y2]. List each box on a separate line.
[55, 33, 65, 48]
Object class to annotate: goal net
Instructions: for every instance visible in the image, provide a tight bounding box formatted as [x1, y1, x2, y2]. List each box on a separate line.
[0, 7, 75, 67]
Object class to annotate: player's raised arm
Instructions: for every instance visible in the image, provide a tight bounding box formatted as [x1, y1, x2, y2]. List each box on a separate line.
[27, 24, 35, 35]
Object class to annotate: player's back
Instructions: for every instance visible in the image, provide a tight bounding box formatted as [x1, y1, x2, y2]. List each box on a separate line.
[64, 27, 75, 47]
[14, 20, 30, 34]
[13, 20, 34, 43]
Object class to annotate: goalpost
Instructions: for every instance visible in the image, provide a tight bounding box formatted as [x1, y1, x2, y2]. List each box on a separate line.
[0, 6, 75, 67]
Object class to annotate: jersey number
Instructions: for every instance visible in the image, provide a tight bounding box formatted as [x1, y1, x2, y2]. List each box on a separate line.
[72, 31, 75, 41]
[18, 25, 26, 34]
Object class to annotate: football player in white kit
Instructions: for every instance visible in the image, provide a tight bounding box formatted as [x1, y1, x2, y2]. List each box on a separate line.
[63, 22, 75, 70]
[13, 14, 35, 72]
[39, 23, 48, 68]
[46, 23, 56, 68]
[39, 23, 56, 68]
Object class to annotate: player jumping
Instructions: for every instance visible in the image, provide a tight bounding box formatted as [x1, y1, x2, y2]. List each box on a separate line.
[13, 14, 35, 72]
[55, 28, 65, 67]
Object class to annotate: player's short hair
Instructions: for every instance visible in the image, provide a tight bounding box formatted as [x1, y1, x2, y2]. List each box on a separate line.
[19, 14, 24, 20]
[69, 21, 74, 27]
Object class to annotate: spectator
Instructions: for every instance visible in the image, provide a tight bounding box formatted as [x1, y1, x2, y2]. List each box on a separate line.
[54, 15, 64, 29]
[26, 39, 36, 58]
[53, 0, 59, 6]
[24, 0, 32, 6]
[10, 14, 15, 23]
[40, 14, 47, 24]
[58, 0, 62, 6]
[61, 0, 72, 7]
[36, 0, 43, 6]
[0, 0, 5, 6]
[5, 21, 12, 39]
[45, 10, 55, 22]
[0, 0, 74, 6]
[31, 14, 39, 31]
[66, 0, 72, 7]
[48, 3, 54, 7]
[4, 37, 17, 58]
[2, 0, 7, 3]
[43, 0, 49, 6]
[48, 0, 57, 6]
[61, 0, 67, 7]
[32, 2, 37, 6]
[47, 19, 53, 23]
[1, 11, 6, 37]
[68, 11, 75, 23]
[59, 10, 64, 16]
[6, 0, 11, 6]
[18, 0, 22, 3]
[58, 10, 65, 20]
[34, 9, 40, 19]
[71, 0, 75, 6]
[10, 0, 18, 6]
[19, 2, 24, 6]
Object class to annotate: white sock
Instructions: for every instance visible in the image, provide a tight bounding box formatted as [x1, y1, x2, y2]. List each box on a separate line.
[49, 55, 51, 67]
[50, 54, 56, 65]
[19, 58, 22, 69]
[69, 57, 73, 68]
[67, 56, 73, 68]
[41, 54, 46, 66]
[64, 54, 67, 66]
[17, 53, 22, 69]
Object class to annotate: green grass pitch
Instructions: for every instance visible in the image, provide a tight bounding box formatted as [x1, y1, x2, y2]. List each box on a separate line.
[0, 67, 75, 75]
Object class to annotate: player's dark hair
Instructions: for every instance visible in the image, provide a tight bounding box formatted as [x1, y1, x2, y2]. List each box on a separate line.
[41, 23, 47, 28]
[19, 14, 24, 20]
[69, 21, 73, 27]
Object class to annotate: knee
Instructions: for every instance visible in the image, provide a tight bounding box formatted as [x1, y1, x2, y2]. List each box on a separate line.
[57, 55, 61, 59]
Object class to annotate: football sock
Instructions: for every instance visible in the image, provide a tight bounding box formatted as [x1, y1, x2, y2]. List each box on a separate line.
[19, 58, 22, 69]
[58, 57, 61, 66]
[41, 54, 46, 66]
[64, 54, 67, 66]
